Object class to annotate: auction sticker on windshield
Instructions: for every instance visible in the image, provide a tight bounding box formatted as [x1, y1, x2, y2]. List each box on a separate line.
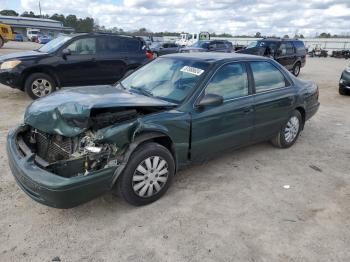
[180, 66, 204, 76]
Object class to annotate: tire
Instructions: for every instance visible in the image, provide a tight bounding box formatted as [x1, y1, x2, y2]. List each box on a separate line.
[117, 142, 175, 206]
[339, 86, 348, 95]
[271, 110, 303, 148]
[292, 62, 301, 77]
[24, 73, 56, 100]
[0, 37, 4, 48]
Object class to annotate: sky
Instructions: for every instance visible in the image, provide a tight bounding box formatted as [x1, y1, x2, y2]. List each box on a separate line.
[1, 0, 350, 36]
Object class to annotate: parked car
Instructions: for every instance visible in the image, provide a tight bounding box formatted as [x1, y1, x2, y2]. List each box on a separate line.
[180, 40, 233, 53]
[331, 50, 350, 59]
[308, 47, 328, 57]
[150, 42, 180, 57]
[0, 33, 152, 99]
[339, 66, 350, 95]
[14, 33, 24, 42]
[237, 38, 306, 76]
[37, 35, 52, 44]
[7, 53, 320, 208]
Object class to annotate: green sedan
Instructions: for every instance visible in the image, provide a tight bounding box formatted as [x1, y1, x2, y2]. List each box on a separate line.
[7, 53, 320, 208]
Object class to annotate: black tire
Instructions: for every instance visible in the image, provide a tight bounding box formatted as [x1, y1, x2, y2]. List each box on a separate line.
[271, 110, 303, 148]
[117, 142, 175, 206]
[24, 73, 56, 100]
[0, 37, 4, 48]
[339, 86, 348, 95]
[292, 62, 301, 77]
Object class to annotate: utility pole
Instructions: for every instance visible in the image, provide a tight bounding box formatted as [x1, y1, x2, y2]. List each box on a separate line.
[39, 1, 42, 17]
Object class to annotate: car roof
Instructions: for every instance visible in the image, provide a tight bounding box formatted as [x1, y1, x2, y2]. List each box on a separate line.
[163, 52, 267, 63]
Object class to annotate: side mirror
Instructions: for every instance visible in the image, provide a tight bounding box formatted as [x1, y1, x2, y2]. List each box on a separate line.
[62, 48, 71, 57]
[197, 93, 223, 108]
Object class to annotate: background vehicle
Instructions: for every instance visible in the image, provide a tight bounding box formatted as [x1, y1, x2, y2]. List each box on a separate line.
[180, 40, 233, 53]
[37, 35, 52, 44]
[331, 49, 350, 59]
[339, 66, 350, 95]
[237, 38, 306, 76]
[150, 42, 180, 57]
[308, 46, 328, 57]
[26, 28, 41, 42]
[7, 53, 319, 208]
[0, 23, 14, 47]
[176, 32, 210, 46]
[0, 33, 151, 99]
[14, 32, 24, 42]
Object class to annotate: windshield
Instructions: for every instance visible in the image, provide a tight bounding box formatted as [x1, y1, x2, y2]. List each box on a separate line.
[38, 35, 72, 53]
[121, 58, 209, 103]
[191, 41, 210, 49]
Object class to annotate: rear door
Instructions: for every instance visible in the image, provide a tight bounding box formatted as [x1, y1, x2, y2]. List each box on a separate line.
[191, 62, 254, 161]
[95, 36, 128, 84]
[249, 61, 296, 141]
[276, 41, 296, 70]
[57, 37, 99, 86]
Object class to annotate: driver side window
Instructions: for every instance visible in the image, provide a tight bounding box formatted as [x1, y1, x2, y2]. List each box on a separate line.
[205, 63, 248, 100]
[67, 38, 96, 55]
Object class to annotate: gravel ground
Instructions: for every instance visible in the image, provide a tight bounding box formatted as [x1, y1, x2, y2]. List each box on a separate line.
[0, 42, 349, 262]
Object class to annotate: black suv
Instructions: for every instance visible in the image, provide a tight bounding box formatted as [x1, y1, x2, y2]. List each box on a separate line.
[0, 33, 152, 99]
[180, 40, 233, 53]
[237, 38, 306, 76]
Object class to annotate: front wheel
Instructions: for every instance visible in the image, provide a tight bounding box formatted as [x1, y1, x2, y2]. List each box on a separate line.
[117, 142, 175, 206]
[271, 110, 303, 148]
[292, 63, 301, 76]
[24, 73, 56, 100]
[339, 86, 348, 95]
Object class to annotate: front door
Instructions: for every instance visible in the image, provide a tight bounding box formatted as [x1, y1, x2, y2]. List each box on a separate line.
[57, 37, 99, 86]
[248, 61, 296, 141]
[191, 62, 254, 161]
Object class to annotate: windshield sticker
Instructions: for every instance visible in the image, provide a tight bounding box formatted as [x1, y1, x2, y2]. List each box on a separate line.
[180, 66, 204, 76]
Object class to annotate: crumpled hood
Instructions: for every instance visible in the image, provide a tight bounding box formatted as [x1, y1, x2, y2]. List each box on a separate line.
[0, 50, 48, 62]
[24, 85, 176, 137]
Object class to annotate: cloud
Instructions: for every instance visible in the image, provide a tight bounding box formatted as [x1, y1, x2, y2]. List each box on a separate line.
[11, 0, 350, 36]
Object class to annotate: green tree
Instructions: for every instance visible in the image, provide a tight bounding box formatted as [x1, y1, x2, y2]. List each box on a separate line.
[254, 32, 261, 38]
[0, 9, 19, 16]
[283, 34, 290, 39]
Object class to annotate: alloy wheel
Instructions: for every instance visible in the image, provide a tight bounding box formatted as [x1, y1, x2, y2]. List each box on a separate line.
[31, 78, 52, 97]
[132, 156, 169, 198]
[284, 116, 300, 143]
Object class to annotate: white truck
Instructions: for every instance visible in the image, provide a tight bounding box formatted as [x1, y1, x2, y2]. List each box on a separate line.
[176, 32, 210, 47]
[26, 28, 41, 42]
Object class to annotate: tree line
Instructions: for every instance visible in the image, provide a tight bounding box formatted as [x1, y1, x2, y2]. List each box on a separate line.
[0, 9, 348, 38]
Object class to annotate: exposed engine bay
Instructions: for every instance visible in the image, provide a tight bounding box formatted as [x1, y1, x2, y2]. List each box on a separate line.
[17, 107, 170, 178]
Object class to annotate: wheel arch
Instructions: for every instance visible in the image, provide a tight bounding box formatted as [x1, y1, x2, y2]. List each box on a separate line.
[22, 66, 61, 90]
[111, 131, 177, 187]
[295, 106, 306, 128]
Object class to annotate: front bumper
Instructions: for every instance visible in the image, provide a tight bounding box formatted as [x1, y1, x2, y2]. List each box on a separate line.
[0, 69, 24, 89]
[7, 125, 116, 208]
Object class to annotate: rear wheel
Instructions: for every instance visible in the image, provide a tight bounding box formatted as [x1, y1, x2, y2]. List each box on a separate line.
[24, 73, 56, 100]
[271, 110, 303, 148]
[292, 62, 301, 76]
[117, 142, 175, 206]
[0, 37, 4, 48]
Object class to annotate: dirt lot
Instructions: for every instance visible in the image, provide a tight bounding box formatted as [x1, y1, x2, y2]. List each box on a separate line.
[0, 42, 349, 262]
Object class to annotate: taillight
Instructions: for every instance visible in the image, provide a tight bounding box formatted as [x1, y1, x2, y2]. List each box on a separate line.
[146, 51, 153, 59]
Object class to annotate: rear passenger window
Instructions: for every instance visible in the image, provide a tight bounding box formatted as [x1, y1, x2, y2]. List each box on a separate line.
[205, 63, 248, 100]
[125, 39, 140, 52]
[67, 38, 96, 55]
[294, 41, 306, 52]
[250, 61, 286, 93]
